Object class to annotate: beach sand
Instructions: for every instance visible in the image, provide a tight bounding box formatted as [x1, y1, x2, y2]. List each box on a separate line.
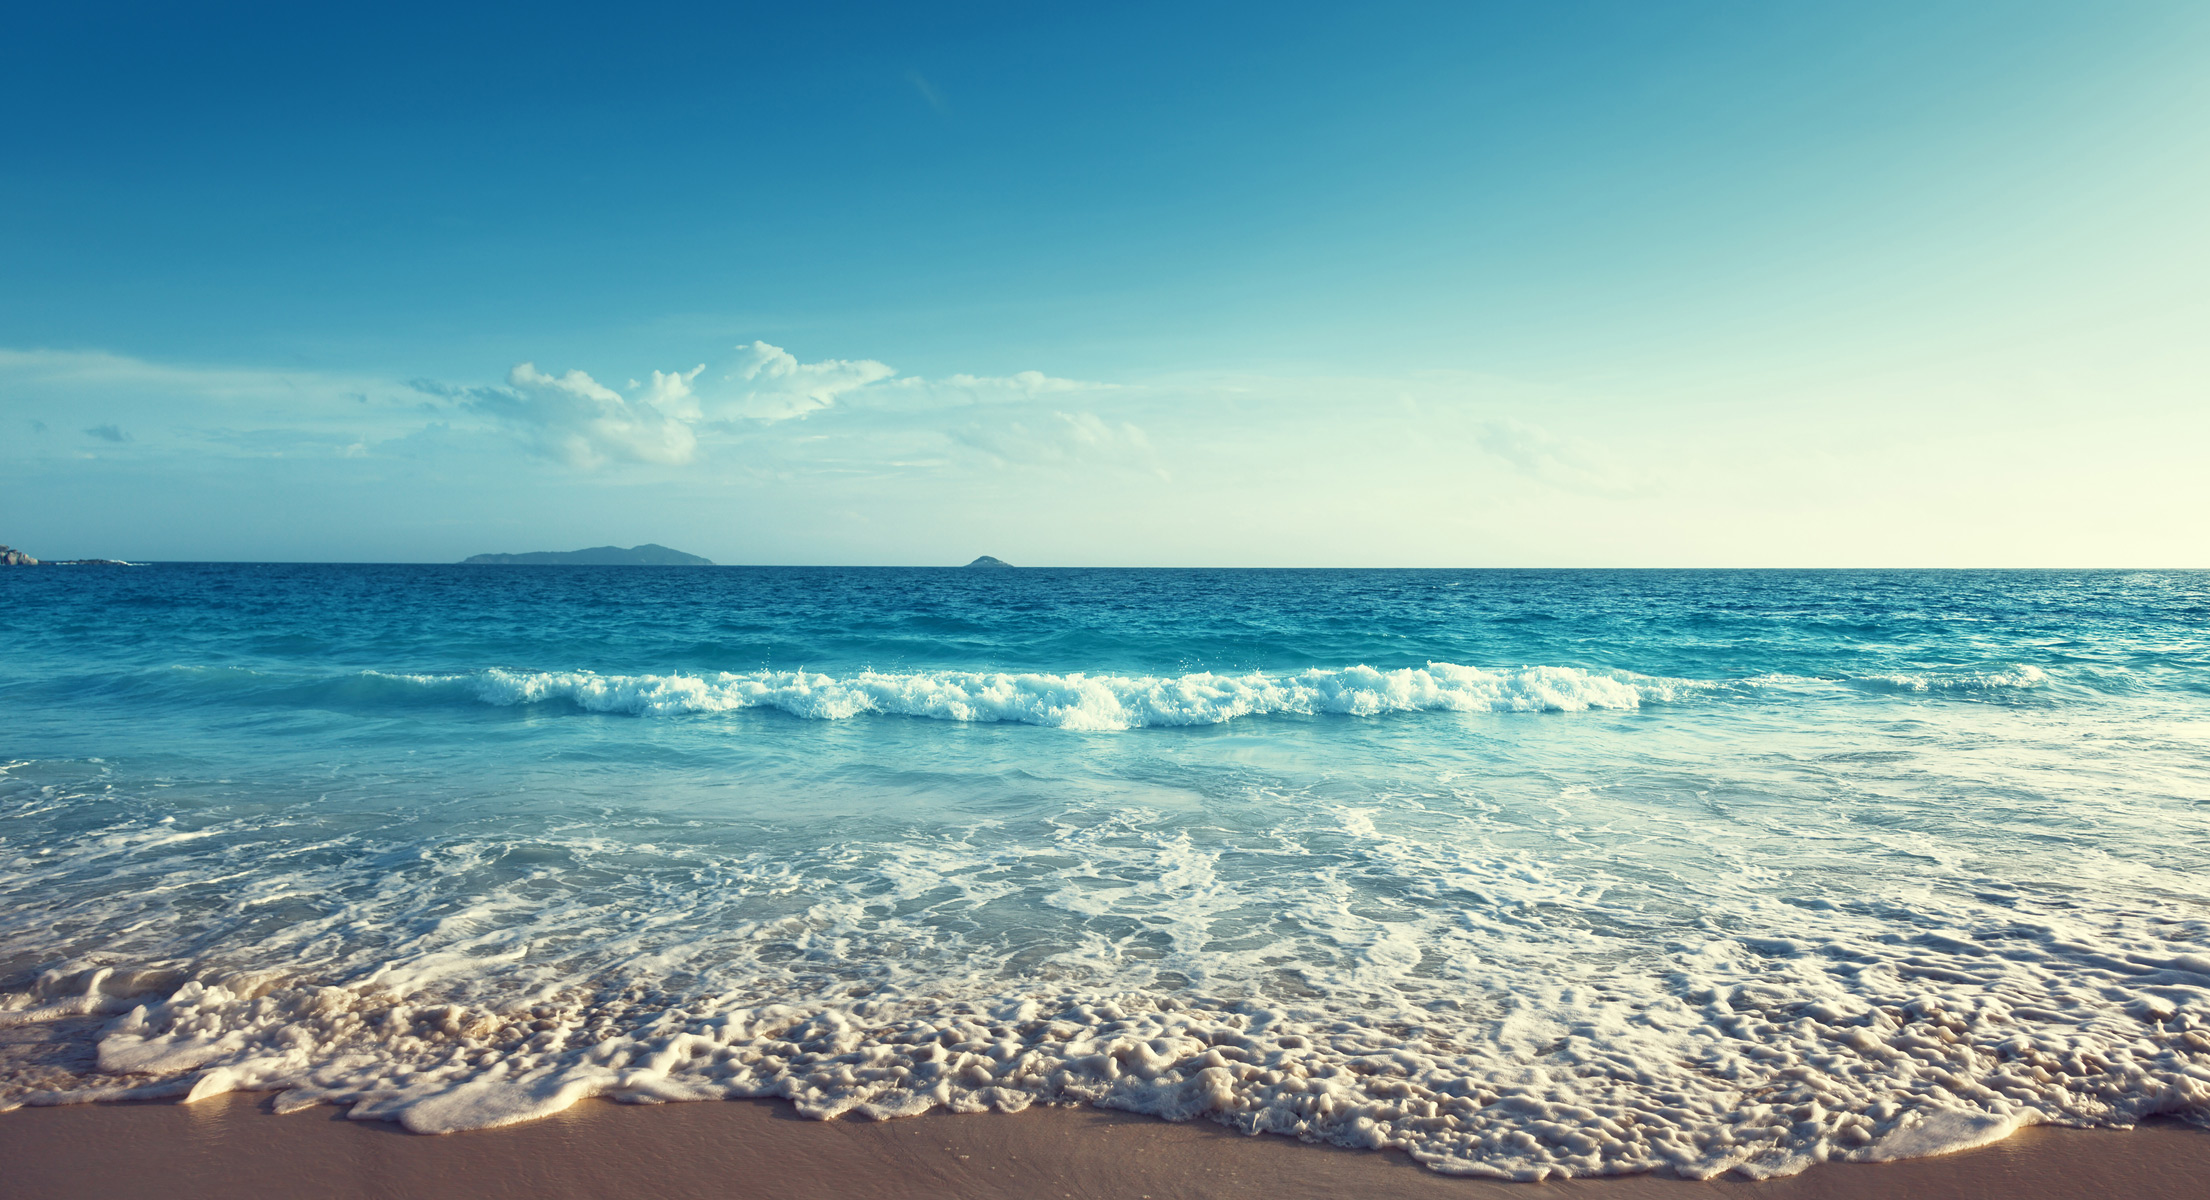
[3, 1096, 2206, 1200]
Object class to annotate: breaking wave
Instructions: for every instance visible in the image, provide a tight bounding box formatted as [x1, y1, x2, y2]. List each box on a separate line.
[414, 663, 1711, 729]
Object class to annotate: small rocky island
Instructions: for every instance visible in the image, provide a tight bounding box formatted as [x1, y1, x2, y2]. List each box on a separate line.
[1, 544, 130, 566]
[965, 555, 1014, 568]
[463, 544, 713, 566]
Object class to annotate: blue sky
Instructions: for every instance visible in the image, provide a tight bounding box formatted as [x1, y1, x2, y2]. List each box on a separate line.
[4, 0, 2205, 565]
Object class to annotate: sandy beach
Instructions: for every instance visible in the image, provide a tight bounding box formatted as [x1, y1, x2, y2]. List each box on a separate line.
[4, 1096, 2206, 1200]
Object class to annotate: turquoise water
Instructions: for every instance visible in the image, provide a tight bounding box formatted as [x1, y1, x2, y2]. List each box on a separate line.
[3, 566, 2208, 1178]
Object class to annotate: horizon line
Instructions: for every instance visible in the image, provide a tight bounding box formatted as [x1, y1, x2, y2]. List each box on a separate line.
[10, 561, 2206, 571]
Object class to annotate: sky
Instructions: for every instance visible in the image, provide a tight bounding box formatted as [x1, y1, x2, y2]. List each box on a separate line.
[3, 0, 2206, 566]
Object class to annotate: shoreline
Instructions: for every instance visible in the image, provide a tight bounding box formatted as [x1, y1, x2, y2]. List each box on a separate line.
[3, 1095, 2207, 1199]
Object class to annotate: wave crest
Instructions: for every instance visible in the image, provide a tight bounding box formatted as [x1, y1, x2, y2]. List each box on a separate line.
[443, 663, 1703, 729]
[1851, 665, 2049, 693]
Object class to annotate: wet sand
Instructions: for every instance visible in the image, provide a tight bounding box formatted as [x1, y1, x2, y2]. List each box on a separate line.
[3, 1097, 2208, 1200]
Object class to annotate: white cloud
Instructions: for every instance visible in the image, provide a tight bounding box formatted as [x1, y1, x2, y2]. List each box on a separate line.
[471, 363, 701, 467]
[466, 341, 1109, 467]
[437, 341, 895, 467]
[699, 341, 898, 422]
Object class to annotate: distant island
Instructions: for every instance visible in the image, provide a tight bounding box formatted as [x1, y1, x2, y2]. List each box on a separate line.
[463, 544, 714, 566]
[965, 555, 1014, 568]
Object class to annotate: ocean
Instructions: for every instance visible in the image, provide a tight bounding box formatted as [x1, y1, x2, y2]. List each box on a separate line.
[2, 565, 2207, 1180]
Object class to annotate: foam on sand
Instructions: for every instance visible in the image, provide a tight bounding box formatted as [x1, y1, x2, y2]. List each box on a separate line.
[6, 943, 2208, 1181]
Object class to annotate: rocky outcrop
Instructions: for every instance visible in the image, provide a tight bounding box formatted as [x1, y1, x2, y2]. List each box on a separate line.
[0, 546, 127, 565]
[463, 544, 714, 566]
[965, 556, 1014, 568]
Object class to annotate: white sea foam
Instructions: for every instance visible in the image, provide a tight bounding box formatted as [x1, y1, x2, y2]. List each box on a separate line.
[430, 663, 1708, 729]
[4, 768, 2208, 1180]
[5, 931, 2207, 1180]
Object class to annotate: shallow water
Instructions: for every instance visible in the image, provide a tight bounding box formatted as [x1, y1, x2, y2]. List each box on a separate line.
[3, 566, 2207, 1179]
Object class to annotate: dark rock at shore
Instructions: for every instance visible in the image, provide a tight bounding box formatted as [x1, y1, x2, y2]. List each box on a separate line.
[1, 545, 131, 566]
[965, 555, 1014, 568]
[463, 544, 714, 566]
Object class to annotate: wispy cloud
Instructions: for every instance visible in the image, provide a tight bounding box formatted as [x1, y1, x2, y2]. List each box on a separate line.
[0, 348, 383, 403]
[950, 410, 1161, 476]
[1, 348, 427, 460]
[905, 71, 948, 114]
[1473, 419, 1645, 497]
[928, 370, 1091, 400]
